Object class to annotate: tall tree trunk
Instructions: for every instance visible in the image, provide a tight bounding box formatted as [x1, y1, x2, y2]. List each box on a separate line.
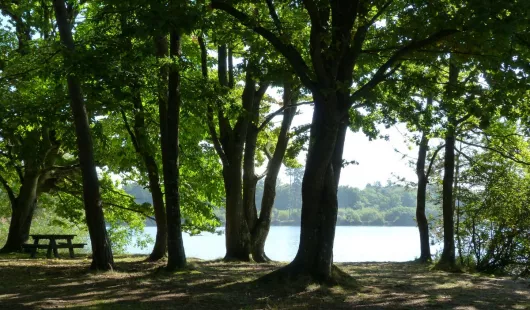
[127, 89, 168, 261]
[163, 29, 186, 270]
[436, 117, 457, 270]
[53, 0, 114, 270]
[119, 13, 167, 262]
[416, 132, 432, 263]
[454, 143, 463, 266]
[251, 81, 297, 262]
[223, 156, 251, 261]
[242, 95, 259, 235]
[435, 58, 459, 272]
[294, 101, 341, 281]
[143, 150, 167, 262]
[260, 93, 342, 281]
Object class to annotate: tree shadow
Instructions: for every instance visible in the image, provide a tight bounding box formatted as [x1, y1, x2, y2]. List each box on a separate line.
[0, 257, 528, 309]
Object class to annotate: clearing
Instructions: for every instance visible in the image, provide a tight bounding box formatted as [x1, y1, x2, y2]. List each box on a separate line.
[0, 255, 528, 309]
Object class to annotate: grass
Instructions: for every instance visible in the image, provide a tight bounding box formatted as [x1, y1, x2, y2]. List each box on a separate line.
[0, 254, 529, 309]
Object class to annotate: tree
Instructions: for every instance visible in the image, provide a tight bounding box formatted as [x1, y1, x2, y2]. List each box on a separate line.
[52, 0, 114, 270]
[212, 0, 458, 281]
[0, 0, 84, 253]
[245, 79, 299, 262]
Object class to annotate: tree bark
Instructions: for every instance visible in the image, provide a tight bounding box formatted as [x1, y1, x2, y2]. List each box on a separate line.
[437, 118, 457, 269]
[163, 29, 186, 270]
[119, 14, 167, 261]
[1, 172, 39, 252]
[258, 92, 344, 281]
[126, 88, 168, 261]
[416, 133, 432, 263]
[223, 66, 259, 261]
[251, 81, 297, 262]
[293, 96, 342, 281]
[53, 0, 114, 270]
[435, 59, 459, 272]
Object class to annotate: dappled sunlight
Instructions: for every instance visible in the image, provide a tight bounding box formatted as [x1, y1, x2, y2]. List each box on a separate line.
[1, 256, 529, 309]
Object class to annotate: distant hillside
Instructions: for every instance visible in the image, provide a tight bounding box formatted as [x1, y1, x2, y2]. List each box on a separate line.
[124, 181, 439, 227]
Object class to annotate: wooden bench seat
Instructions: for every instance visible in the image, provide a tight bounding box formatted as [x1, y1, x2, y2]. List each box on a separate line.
[56, 243, 87, 248]
[22, 244, 49, 250]
[23, 242, 86, 258]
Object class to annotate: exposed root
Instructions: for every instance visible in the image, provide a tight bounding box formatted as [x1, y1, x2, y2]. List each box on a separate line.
[256, 263, 358, 288]
[223, 254, 252, 262]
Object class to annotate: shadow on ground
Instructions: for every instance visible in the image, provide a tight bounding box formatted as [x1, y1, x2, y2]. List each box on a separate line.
[0, 255, 528, 309]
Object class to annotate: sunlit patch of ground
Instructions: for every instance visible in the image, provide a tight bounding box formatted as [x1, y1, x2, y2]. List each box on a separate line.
[0, 254, 528, 309]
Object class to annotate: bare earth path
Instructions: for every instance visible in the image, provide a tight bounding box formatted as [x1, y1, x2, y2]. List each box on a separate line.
[0, 255, 528, 309]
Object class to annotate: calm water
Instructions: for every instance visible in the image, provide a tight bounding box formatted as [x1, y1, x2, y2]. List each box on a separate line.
[127, 226, 441, 262]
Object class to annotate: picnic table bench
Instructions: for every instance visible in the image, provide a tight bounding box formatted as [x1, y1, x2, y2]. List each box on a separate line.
[22, 234, 86, 258]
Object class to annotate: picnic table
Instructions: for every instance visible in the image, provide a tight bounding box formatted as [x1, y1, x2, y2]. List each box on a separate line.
[22, 234, 86, 258]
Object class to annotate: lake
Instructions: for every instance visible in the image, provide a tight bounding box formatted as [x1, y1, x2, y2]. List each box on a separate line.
[127, 226, 441, 262]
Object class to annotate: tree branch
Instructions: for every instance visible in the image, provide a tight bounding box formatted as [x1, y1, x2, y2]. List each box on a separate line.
[257, 101, 311, 132]
[207, 106, 229, 166]
[457, 139, 530, 166]
[210, 1, 316, 91]
[265, 0, 283, 34]
[426, 144, 445, 179]
[198, 32, 228, 166]
[102, 202, 155, 221]
[350, 29, 459, 105]
[0, 172, 16, 207]
[120, 108, 140, 152]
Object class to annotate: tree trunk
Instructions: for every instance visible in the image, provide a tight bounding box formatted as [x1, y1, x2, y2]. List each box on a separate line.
[436, 117, 457, 270]
[251, 81, 297, 262]
[294, 108, 341, 280]
[221, 62, 258, 261]
[53, 0, 114, 270]
[416, 133, 432, 263]
[163, 29, 186, 270]
[435, 58, 459, 272]
[1, 173, 39, 252]
[454, 143, 463, 266]
[223, 158, 251, 261]
[119, 15, 167, 262]
[144, 155, 167, 261]
[130, 90, 167, 261]
[261, 93, 341, 281]
[242, 119, 258, 235]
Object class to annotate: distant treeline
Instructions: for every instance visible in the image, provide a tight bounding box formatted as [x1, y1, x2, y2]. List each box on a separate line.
[125, 181, 437, 227]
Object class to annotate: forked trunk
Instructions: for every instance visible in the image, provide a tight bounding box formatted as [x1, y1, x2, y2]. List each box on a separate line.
[416, 133, 432, 262]
[53, 0, 114, 270]
[251, 82, 296, 262]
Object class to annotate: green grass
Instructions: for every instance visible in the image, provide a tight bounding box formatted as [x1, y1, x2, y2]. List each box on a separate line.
[0, 255, 528, 309]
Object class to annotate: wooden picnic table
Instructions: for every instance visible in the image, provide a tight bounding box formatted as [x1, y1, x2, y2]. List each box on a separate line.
[23, 234, 86, 258]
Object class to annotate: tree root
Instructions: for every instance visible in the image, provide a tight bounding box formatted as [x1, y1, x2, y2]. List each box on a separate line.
[433, 260, 463, 273]
[256, 263, 358, 288]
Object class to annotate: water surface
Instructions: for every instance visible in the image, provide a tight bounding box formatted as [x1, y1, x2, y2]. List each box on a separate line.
[127, 226, 440, 262]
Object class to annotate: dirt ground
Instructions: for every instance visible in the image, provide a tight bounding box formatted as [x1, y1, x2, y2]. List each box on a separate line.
[0, 254, 528, 309]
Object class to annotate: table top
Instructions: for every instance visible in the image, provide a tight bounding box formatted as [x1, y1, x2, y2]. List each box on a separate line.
[30, 234, 76, 239]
